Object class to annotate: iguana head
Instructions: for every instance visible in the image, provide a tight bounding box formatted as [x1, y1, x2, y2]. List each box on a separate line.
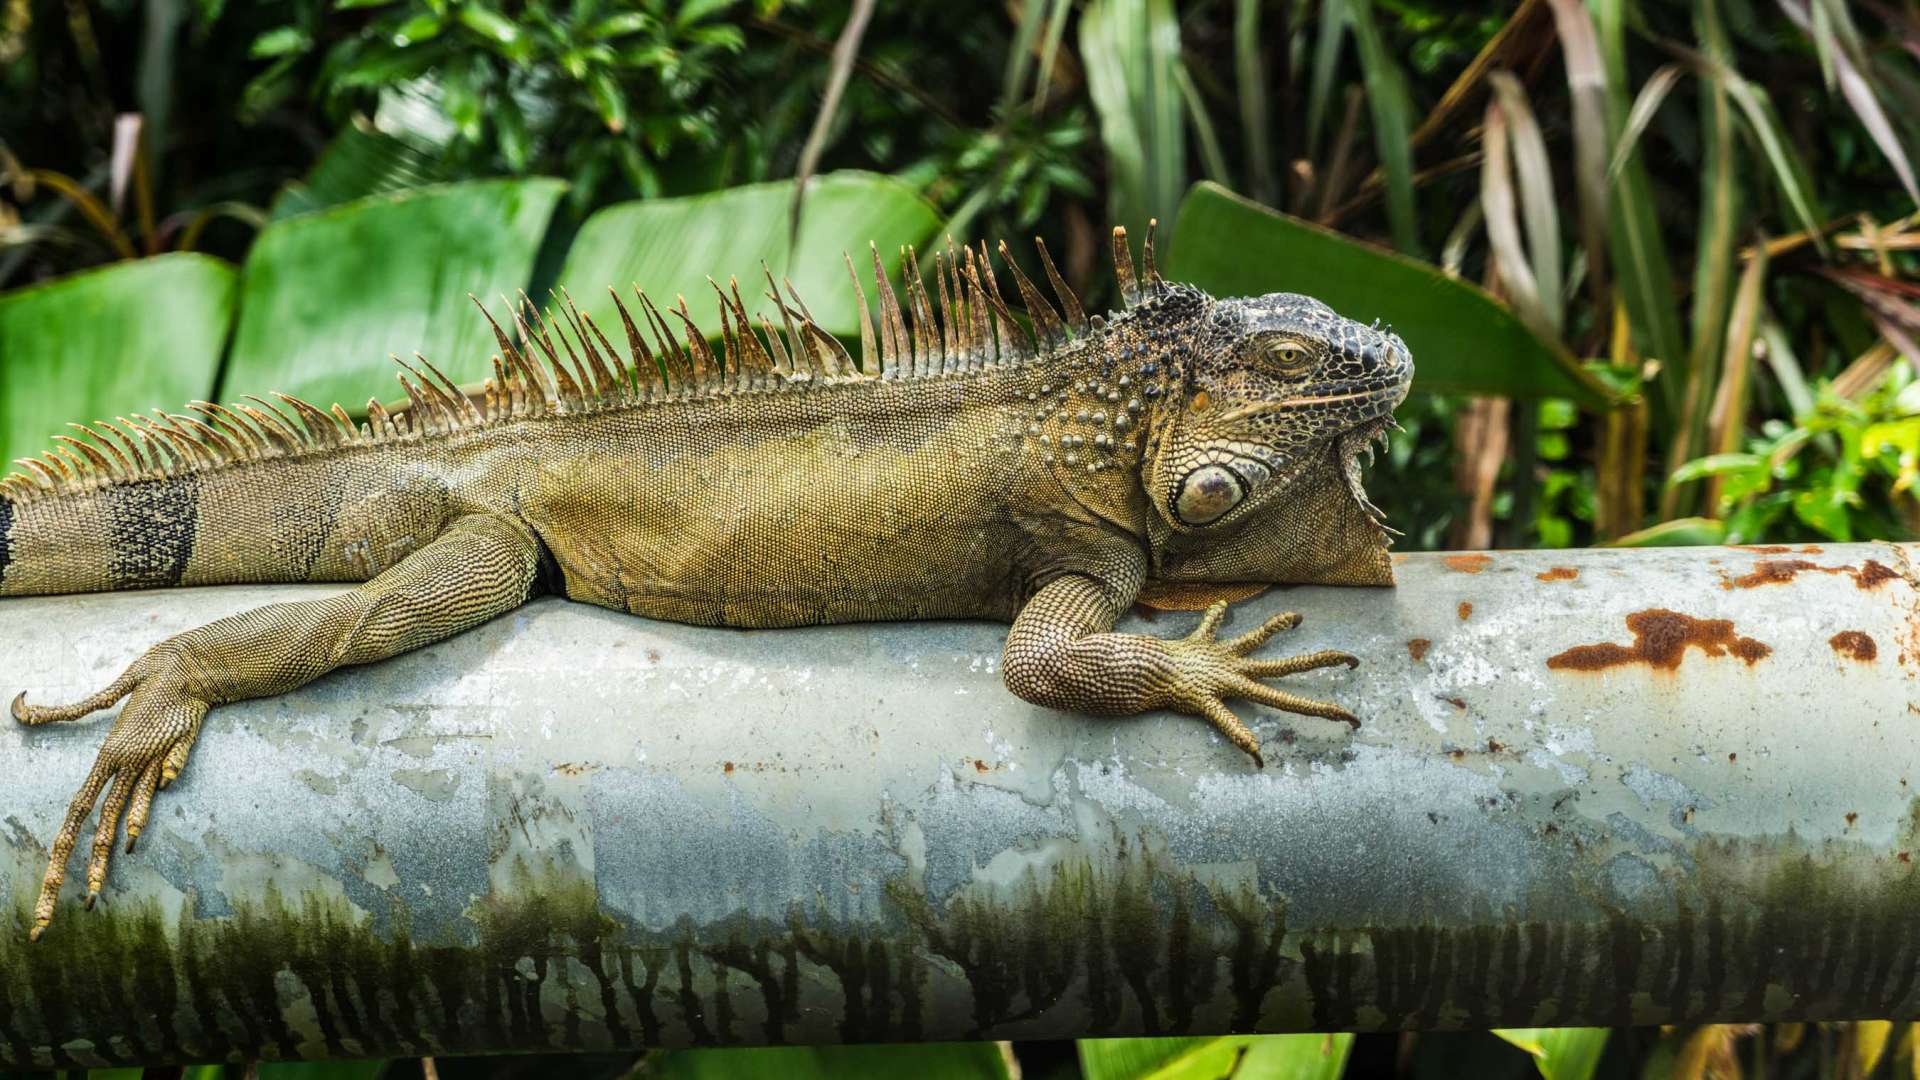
[1142, 290, 1413, 585]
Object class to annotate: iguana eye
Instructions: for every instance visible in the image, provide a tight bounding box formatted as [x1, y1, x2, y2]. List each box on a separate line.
[1267, 340, 1313, 372]
[1174, 464, 1246, 525]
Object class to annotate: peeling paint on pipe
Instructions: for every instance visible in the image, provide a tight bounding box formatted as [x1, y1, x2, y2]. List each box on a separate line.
[3, 543, 1919, 1066]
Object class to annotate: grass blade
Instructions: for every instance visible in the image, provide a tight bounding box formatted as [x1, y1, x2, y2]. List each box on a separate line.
[1306, 0, 1351, 160]
[1782, 0, 1920, 204]
[1590, 0, 1686, 417]
[1176, 66, 1232, 185]
[1702, 247, 1769, 511]
[1347, 0, 1420, 253]
[1081, 0, 1188, 231]
[1234, 0, 1276, 205]
[1684, 40, 1827, 246]
[1547, 0, 1613, 310]
[1409, 0, 1552, 152]
[1490, 71, 1563, 331]
[1663, 0, 1742, 520]
[1481, 94, 1552, 339]
[1605, 64, 1684, 184]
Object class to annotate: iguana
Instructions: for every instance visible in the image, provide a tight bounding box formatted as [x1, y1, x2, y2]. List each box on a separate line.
[1, 226, 1411, 941]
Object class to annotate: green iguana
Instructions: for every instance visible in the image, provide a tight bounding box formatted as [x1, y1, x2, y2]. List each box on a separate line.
[2, 226, 1411, 941]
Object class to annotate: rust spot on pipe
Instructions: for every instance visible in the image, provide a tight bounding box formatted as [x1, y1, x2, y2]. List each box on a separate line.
[1536, 566, 1578, 582]
[1721, 557, 1901, 590]
[1856, 560, 1899, 589]
[1444, 553, 1492, 574]
[1724, 559, 1820, 588]
[1733, 545, 1795, 554]
[1457, 601, 1473, 621]
[1831, 631, 1879, 663]
[1847, 812, 1860, 827]
[723, 761, 735, 775]
[1407, 638, 1431, 662]
[1546, 609, 1772, 672]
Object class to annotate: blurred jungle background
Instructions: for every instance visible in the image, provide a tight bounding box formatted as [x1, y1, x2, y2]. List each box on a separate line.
[4, 0, 1920, 1077]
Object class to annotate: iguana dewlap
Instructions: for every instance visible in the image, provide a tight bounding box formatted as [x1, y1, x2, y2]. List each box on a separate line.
[1, 227, 1412, 940]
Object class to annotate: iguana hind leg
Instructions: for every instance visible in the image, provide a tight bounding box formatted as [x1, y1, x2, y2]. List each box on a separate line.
[1002, 575, 1359, 768]
[12, 512, 541, 940]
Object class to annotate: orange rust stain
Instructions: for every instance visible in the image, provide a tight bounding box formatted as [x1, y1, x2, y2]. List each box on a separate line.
[1445, 553, 1493, 574]
[974, 759, 989, 773]
[1722, 556, 1902, 590]
[1443, 696, 1467, 710]
[1733, 545, 1795, 554]
[722, 761, 735, 775]
[1487, 738, 1505, 753]
[1724, 558, 1822, 588]
[1902, 851, 1913, 865]
[1536, 566, 1579, 582]
[1457, 601, 1474, 621]
[1830, 630, 1879, 663]
[1728, 753, 1737, 763]
[1407, 638, 1432, 662]
[1856, 560, 1899, 589]
[1847, 812, 1860, 827]
[1547, 609, 1772, 672]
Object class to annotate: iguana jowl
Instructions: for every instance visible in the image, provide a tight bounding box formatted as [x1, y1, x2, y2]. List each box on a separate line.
[1, 226, 1412, 940]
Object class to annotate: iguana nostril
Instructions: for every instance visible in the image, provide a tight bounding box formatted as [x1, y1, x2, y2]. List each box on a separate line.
[1175, 464, 1245, 525]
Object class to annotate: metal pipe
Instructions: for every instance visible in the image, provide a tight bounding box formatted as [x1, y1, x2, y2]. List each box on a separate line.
[2, 542, 1917, 1066]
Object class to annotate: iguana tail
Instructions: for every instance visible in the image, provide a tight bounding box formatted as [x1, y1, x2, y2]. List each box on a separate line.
[0, 405, 450, 597]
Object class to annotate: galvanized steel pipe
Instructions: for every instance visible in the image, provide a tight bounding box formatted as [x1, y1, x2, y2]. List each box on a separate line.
[2, 543, 1918, 1066]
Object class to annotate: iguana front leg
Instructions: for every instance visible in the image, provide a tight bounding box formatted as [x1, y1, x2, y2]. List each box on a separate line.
[1002, 573, 1359, 767]
[12, 512, 541, 940]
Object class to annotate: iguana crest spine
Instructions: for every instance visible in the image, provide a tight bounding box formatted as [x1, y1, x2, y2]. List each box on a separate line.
[1, 226, 1167, 506]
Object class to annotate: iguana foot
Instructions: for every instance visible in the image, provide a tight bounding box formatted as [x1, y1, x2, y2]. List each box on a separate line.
[12, 646, 209, 941]
[1159, 601, 1359, 767]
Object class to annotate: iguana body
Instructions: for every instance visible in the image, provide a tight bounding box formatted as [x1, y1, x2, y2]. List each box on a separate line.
[2, 229, 1411, 940]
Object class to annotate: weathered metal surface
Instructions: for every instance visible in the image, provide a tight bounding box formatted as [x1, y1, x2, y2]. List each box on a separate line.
[2, 543, 1919, 1066]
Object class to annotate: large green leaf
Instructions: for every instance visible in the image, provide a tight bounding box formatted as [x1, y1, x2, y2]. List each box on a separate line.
[1167, 182, 1614, 406]
[549, 171, 940, 358]
[0, 253, 237, 468]
[1494, 1027, 1610, 1080]
[642, 1042, 1009, 1080]
[1080, 1034, 1354, 1080]
[220, 178, 565, 411]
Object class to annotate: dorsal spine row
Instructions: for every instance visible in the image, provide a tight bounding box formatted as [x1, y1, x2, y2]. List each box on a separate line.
[2, 225, 1166, 505]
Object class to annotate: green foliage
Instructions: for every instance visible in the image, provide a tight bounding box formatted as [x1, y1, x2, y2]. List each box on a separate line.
[550, 171, 939, 350]
[1676, 368, 1920, 543]
[1079, 1034, 1353, 1080]
[244, 0, 753, 208]
[221, 177, 565, 409]
[1493, 1027, 1609, 1080]
[0, 254, 236, 468]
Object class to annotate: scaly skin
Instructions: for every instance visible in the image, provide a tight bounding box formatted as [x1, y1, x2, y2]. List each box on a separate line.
[1, 229, 1412, 940]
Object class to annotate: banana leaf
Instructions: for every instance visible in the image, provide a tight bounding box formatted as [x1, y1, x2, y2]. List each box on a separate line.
[220, 178, 566, 411]
[0, 253, 237, 469]
[1167, 182, 1614, 406]
[548, 171, 941, 361]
